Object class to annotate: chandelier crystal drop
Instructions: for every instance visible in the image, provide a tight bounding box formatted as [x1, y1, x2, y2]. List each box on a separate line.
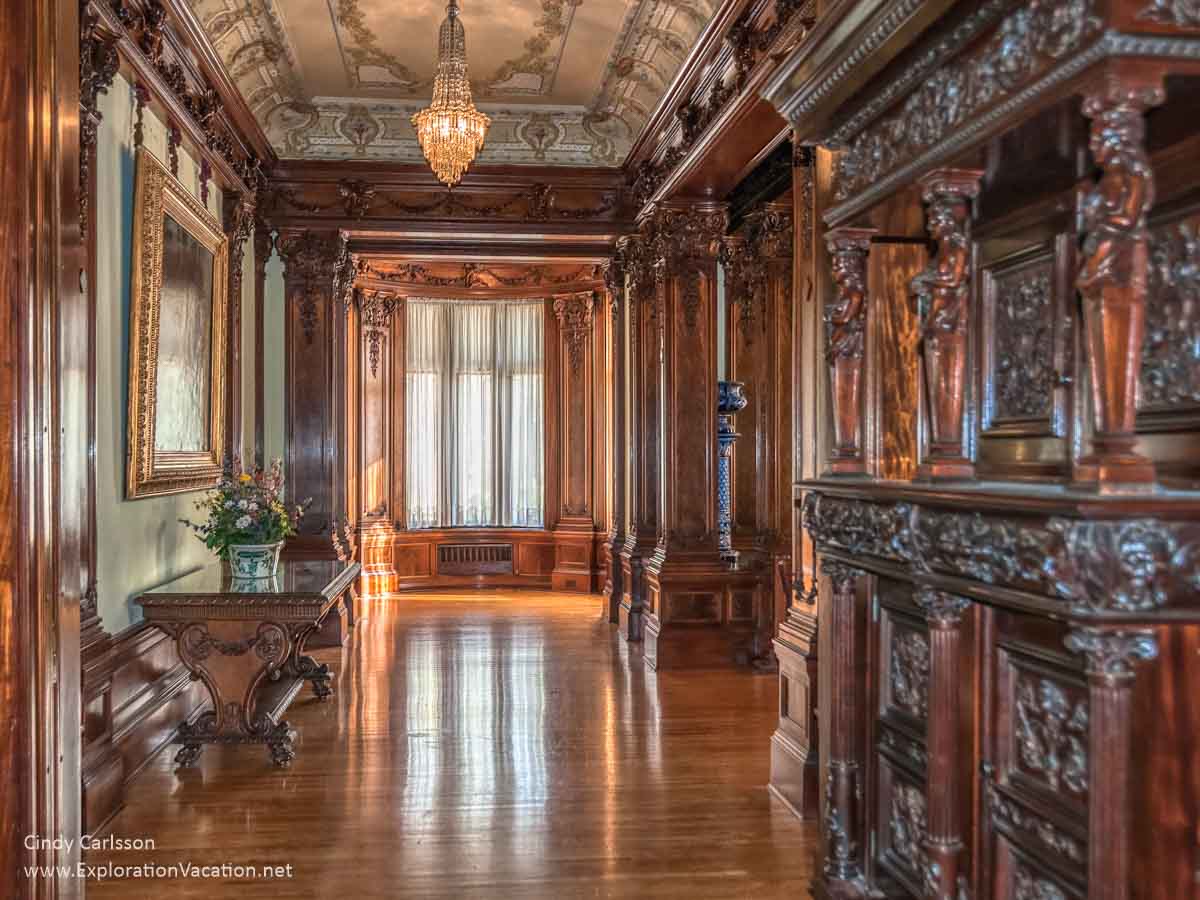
[411, 0, 490, 187]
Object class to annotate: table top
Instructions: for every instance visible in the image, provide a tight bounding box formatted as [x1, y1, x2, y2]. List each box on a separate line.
[135, 558, 360, 621]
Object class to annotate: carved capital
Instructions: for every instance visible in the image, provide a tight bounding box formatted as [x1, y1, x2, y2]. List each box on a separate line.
[1064, 627, 1157, 681]
[277, 230, 344, 343]
[553, 291, 596, 374]
[646, 201, 728, 265]
[914, 587, 971, 627]
[821, 558, 859, 594]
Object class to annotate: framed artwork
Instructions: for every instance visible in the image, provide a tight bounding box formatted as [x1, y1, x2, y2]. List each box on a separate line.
[126, 147, 229, 499]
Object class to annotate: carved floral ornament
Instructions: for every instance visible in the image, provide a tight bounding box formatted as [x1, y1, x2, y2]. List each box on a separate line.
[719, 204, 794, 342]
[357, 290, 402, 379]
[277, 231, 347, 343]
[802, 491, 1200, 616]
[356, 261, 601, 291]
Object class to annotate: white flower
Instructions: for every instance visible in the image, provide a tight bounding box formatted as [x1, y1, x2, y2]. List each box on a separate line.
[224, 500, 234, 509]
[235, 515, 252, 529]
[238, 499, 249, 510]
[248, 501, 258, 511]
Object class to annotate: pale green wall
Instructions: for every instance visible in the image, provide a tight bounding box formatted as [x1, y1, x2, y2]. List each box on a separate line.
[95, 73, 255, 632]
[263, 250, 286, 468]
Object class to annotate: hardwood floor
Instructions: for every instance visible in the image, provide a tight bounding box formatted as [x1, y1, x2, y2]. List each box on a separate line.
[85, 592, 817, 898]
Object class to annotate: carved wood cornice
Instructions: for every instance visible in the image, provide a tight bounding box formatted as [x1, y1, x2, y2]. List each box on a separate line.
[625, 0, 816, 215]
[87, 0, 260, 198]
[553, 291, 596, 374]
[261, 171, 628, 232]
[802, 488, 1200, 620]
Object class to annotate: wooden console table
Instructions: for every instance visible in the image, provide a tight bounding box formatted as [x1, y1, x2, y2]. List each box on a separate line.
[135, 559, 361, 768]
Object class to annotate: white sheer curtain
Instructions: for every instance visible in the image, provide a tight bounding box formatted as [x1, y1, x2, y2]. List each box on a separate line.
[406, 298, 544, 528]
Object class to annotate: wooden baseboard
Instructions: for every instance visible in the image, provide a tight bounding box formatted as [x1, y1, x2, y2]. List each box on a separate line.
[81, 621, 206, 834]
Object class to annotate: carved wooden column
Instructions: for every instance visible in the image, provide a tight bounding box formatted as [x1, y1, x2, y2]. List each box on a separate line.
[1064, 627, 1157, 900]
[619, 232, 659, 641]
[356, 287, 400, 594]
[644, 201, 764, 669]
[821, 558, 864, 887]
[223, 192, 254, 462]
[276, 229, 349, 552]
[916, 588, 971, 900]
[1073, 81, 1164, 492]
[825, 228, 875, 475]
[602, 259, 626, 621]
[913, 169, 981, 481]
[552, 290, 597, 592]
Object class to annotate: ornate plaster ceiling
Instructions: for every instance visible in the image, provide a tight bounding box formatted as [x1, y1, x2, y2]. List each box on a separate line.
[190, 0, 718, 165]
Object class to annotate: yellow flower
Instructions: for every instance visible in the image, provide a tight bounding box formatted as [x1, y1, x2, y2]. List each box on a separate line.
[239, 473, 252, 483]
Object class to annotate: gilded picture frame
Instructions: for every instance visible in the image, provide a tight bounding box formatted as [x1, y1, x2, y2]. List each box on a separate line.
[126, 147, 229, 499]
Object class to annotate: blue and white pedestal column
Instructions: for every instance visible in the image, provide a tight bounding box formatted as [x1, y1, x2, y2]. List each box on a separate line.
[717, 381, 747, 567]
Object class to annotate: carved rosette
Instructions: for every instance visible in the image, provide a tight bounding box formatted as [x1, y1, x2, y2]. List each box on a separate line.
[358, 289, 400, 379]
[913, 169, 982, 480]
[277, 230, 345, 343]
[1075, 83, 1164, 491]
[824, 228, 875, 473]
[553, 291, 595, 374]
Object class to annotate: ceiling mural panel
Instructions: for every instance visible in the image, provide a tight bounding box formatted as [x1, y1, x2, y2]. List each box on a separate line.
[189, 0, 716, 164]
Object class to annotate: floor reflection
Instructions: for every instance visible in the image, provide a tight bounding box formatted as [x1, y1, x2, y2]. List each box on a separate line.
[86, 591, 816, 899]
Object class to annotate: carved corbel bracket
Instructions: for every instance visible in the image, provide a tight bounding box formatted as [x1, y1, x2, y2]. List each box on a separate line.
[914, 168, 982, 482]
[824, 227, 875, 474]
[553, 291, 596, 374]
[1074, 76, 1165, 493]
[357, 289, 401, 379]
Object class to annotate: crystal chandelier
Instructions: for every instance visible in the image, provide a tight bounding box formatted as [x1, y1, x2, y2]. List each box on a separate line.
[412, 0, 490, 187]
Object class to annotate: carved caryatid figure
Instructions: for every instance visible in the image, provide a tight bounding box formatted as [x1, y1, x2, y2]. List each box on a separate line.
[827, 238, 869, 359]
[1075, 86, 1164, 490]
[914, 194, 971, 337]
[1078, 104, 1154, 297]
[824, 228, 875, 472]
[913, 170, 981, 480]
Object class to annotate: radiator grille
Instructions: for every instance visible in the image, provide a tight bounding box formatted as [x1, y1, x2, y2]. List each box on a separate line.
[437, 543, 514, 575]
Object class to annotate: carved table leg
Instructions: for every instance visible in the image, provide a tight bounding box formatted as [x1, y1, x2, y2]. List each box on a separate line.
[288, 623, 335, 701]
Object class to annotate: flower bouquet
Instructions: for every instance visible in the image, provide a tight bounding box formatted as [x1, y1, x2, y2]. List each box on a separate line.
[181, 460, 311, 578]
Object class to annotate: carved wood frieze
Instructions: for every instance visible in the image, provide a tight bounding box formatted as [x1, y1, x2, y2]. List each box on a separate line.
[553, 291, 595, 374]
[1014, 672, 1089, 797]
[266, 179, 622, 223]
[1141, 217, 1200, 411]
[803, 491, 1200, 615]
[357, 261, 602, 291]
[833, 0, 1103, 203]
[1076, 84, 1164, 488]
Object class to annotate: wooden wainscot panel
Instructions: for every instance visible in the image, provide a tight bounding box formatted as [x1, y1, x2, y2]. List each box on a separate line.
[388, 529, 556, 590]
[643, 571, 764, 670]
[517, 538, 556, 578]
[393, 541, 434, 579]
[109, 622, 207, 785]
